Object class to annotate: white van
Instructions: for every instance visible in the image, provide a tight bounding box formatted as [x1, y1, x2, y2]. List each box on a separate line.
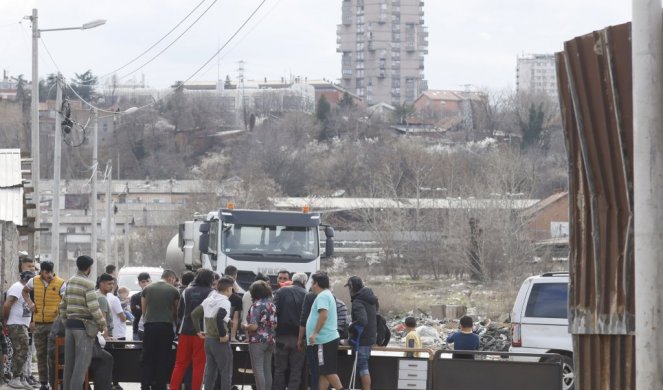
[117, 266, 164, 297]
[509, 272, 574, 390]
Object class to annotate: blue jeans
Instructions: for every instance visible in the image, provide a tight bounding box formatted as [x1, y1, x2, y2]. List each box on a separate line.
[63, 328, 95, 390]
[356, 345, 371, 377]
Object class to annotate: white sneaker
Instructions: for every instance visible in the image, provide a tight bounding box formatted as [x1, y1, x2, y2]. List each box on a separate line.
[20, 377, 34, 390]
[7, 378, 25, 389]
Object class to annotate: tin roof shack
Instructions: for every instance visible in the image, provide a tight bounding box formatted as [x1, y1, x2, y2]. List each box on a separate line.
[0, 149, 30, 293]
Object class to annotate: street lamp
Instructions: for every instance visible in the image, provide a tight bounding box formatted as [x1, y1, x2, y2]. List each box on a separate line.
[25, 8, 106, 275]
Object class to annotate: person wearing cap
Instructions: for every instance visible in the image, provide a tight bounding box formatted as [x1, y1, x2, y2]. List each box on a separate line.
[3, 271, 35, 389]
[22, 261, 65, 390]
[59, 255, 107, 390]
[345, 276, 378, 390]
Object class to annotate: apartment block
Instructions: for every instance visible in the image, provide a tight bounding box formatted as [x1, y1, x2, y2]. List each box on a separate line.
[337, 0, 429, 106]
[516, 54, 558, 99]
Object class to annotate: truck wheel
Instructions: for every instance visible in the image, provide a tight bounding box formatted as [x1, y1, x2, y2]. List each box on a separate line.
[545, 354, 574, 390]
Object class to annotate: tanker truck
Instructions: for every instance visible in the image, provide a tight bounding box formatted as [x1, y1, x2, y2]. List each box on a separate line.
[166, 205, 335, 290]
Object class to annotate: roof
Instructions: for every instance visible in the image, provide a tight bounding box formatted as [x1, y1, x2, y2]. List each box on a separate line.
[40, 179, 216, 194]
[0, 149, 24, 225]
[419, 90, 464, 102]
[271, 197, 539, 212]
[416, 90, 488, 104]
[522, 192, 568, 219]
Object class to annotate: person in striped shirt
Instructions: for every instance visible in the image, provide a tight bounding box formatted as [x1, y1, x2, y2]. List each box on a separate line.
[58, 255, 107, 390]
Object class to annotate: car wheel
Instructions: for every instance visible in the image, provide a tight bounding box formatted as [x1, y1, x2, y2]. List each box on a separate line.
[544, 354, 574, 390]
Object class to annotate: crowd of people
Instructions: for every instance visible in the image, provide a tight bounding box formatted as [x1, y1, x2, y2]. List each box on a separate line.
[1, 253, 479, 390]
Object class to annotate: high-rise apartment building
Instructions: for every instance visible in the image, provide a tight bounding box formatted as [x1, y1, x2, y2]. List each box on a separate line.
[337, 0, 428, 106]
[516, 54, 558, 100]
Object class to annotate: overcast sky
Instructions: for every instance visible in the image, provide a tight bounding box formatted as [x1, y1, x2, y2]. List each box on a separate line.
[1, 0, 630, 91]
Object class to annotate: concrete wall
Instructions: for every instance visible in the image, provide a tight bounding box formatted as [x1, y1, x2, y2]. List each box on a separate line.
[0, 222, 19, 297]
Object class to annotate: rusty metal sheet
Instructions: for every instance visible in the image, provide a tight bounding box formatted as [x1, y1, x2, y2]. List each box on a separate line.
[557, 21, 635, 390]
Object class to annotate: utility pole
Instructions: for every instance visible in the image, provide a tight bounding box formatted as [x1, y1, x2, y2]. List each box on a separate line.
[29, 9, 40, 259]
[124, 221, 130, 267]
[52, 74, 62, 275]
[90, 108, 98, 280]
[633, 0, 663, 387]
[105, 162, 112, 271]
[113, 209, 118, 270]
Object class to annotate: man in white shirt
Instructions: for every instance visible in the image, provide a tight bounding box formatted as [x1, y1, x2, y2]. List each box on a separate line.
[106, 291, 127, 340]
[2, 271, 35, 390]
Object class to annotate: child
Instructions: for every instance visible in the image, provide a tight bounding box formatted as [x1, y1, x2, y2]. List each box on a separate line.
[191, 276, 233, 390]
[117, 287, 135, 321]
[445, 315, 480, 359]
[403, 317, 422, 358]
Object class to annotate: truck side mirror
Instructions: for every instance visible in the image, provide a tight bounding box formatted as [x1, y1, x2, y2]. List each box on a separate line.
[325, 226, 335, 238]
[325, 236, 334, 258]
[199, 222, 210, 254]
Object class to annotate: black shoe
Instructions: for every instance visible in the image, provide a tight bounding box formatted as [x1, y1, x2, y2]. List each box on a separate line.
[39, 384, 49, 390]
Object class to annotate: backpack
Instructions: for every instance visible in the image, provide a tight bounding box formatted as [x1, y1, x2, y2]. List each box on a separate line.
[335, 298, 350, 339]
[375, 314, 391, 346]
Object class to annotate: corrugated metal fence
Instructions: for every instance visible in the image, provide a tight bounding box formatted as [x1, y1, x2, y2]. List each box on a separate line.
[556, 22, 635, 389]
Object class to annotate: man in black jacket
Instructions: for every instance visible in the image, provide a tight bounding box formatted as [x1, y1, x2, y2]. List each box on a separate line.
[273, 272, 307, 390]
[170, 269, 214, 390]
[345, 276, 378, 390]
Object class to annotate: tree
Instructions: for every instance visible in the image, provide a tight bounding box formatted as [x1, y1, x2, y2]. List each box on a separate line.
[338, 92, 355, 110]
[316, 95, 331, 122]
[392, 103, 415, 125]
[224, 75, 235, 90]
[39, 74, 58, 102]
[71, 70, 97, 101]
[521, 103, 545, 150]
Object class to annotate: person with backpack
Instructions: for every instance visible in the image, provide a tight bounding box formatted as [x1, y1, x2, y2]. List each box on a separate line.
[345, 276, 378, 390]
[272, 272, 307, 390]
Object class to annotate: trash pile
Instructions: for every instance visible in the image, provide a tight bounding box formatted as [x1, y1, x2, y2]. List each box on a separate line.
[388, 314, 511, 352]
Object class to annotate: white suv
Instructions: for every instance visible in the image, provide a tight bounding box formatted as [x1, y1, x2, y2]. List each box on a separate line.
[510, 272, 574, 390]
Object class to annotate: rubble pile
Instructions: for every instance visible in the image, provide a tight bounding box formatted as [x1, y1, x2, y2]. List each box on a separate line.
[387, 314, 511, 352]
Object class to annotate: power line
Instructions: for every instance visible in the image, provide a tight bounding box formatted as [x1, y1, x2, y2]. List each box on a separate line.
[117, 0, 219, 82]
[181, 0, 268, 84]
[40, 37, 62, 73]
[197, 0, 283, 80]
[63, 0, 269, 114]
[71, 0, 211, 86]
[101, 0, 210, 82]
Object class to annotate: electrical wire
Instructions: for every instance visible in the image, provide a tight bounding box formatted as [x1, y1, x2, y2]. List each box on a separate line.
[63, 0, 269, 115]
[197, 0, 282, 79]
[117, 0, 219, 82]
[70, 0, 211, 86]
[180, 0, 267, 85]
[40, 37, 62, 73]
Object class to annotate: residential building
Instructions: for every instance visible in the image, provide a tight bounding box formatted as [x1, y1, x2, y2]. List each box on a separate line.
[516, 54, 558, 99]
[337, 0, 429, 106]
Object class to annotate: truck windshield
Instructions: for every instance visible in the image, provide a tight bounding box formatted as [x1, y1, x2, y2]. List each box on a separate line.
[222, 225, 318, 260]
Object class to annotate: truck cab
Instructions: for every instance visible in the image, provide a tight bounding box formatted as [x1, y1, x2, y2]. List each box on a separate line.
[185, 207, 334, 290]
